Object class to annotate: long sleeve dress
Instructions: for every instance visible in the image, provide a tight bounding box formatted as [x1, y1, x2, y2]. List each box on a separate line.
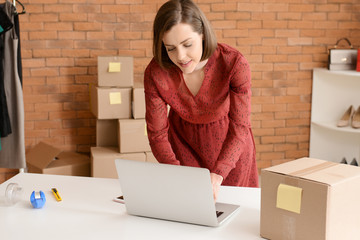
[144, 43, 258, 187]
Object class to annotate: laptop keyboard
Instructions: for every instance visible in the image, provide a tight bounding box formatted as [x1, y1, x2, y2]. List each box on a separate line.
[216, 211, 224, 218]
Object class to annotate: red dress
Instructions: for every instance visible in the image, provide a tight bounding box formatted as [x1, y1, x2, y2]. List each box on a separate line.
[144, 43, 258, 187]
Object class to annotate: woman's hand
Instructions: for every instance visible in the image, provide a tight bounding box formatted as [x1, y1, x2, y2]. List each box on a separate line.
[210, 173, 223, 202]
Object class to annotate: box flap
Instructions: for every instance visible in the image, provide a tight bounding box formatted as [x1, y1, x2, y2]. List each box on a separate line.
[263, 157, 360, 186]
[47, 152, 89, 168]
[26, 142, 62, 169]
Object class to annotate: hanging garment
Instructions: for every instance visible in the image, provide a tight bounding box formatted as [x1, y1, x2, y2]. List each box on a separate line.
[0, 0, 25, 168]
[0, 5, 12, 137]
[14, 12, 22, 86]
[0, 6, 13, 35]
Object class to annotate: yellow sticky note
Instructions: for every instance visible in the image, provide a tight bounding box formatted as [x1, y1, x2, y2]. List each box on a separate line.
[276, 184, 302, 214]
[109, 92, 122, 105]
[108, 62, 121, 72]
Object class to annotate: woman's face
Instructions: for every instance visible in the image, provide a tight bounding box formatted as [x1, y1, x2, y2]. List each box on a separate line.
[162, 23, 205, 74]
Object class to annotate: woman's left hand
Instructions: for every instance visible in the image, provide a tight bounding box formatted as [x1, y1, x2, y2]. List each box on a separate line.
[210, 173, 223, 202]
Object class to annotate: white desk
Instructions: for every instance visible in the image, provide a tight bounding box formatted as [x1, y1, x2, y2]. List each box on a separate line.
[0, 173, 264, 240]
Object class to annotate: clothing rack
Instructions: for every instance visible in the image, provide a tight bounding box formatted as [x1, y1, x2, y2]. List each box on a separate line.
[13, 0, 26, 14]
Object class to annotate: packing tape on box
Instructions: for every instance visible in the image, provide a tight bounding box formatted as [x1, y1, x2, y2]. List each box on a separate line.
[288, 161, 337, 178]
[281, 215, 296, 240]
[5, 183, 23, 206]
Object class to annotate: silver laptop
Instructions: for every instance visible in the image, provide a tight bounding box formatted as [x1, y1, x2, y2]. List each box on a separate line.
[115, 159, 240, 227]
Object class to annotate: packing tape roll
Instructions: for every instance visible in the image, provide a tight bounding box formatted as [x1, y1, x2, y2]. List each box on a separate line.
[5, 183, 23, 206]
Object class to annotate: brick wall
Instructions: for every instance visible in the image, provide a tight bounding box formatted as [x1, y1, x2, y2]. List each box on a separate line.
[1, 0, 359, 182]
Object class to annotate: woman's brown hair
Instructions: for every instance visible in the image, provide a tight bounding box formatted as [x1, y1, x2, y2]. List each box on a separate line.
[153, 0, 217, 69]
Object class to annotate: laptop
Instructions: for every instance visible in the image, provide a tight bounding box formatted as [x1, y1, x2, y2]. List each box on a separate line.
[115, 159, 240, 227]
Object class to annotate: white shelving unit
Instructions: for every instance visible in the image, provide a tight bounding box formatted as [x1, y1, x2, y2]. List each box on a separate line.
[309, 68, 360, 163]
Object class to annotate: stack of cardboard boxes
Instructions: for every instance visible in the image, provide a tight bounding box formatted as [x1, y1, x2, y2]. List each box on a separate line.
[90, 56, 157, 179]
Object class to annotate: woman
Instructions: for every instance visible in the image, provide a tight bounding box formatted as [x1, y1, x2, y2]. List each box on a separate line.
[144, 0, 258, 201]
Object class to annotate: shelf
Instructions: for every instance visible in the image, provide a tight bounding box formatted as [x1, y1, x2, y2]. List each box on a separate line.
[313, 68, 360, 77]
[311, 121, 360, 134]
[310, 68, 360, 162]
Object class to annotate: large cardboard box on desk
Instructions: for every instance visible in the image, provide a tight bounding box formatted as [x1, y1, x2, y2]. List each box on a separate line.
[90, 85, 131, 119]
[26, 142, 90, 176]
[118, 119, 151, 153]
[260, 157, 360, 240]
[91, 147, 145, 179]
[98, 56, 133, 87]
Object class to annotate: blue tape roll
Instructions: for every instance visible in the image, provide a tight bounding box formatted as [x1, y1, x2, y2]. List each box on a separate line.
[30, 191, 46, 209]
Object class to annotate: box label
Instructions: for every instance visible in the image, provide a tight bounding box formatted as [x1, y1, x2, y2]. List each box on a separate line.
[109, 92, 122, 105]
[108, 62, 121, 72]
[276, 184, 302, 214]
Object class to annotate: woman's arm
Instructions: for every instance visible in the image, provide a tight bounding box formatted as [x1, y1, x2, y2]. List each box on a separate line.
[211, 55, 253, 180]
[144, 65, 180, 165]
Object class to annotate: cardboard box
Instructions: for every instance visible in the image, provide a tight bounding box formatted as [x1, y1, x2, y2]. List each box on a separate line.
[98, 56, 133, 87]
[145, 151, 158, 163]
[132, 84, 145, 119]
[91, 147, 145, 179]
[118, 119, 151, 153]
[96, 119, 118, 147]
[26, 142, 90, 176]
[260, 157, 360, 240]
[90, 85, 131, 119]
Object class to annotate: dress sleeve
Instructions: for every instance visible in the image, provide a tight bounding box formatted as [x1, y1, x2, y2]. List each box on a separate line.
[144, 65, 180, 165]
[212, 55, 253, 179]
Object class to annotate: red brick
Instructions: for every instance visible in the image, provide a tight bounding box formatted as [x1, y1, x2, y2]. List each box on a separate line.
[33, 49, 61, 58]
[35, 120, 62, 130]
[49, 111, 77, 120]
[34, 103, 63, 112]
[87, 31, 114, 40]
[25, 112, 49, 121]
[237, 3, 263, 12]
[261, 136, 286, 144]
[74, 4, 101, 13]
[101, 5, 129, 13]
[22, 59, 46, 68]
[29, 31, 58, 40]
[263, 3, 288, 12]
[289, 4, 315, 12]
[260, 152, 285, 162]
[50, 128, 77, 137]
[30, 68, 59, 77]
[46, 40, 74, 49]
[315, 4, 339, 12]
[44, 22, 73, 31]
[29, 13, 59, 22]
[277, 13, 301, 20]
[44, 4, 73, 13]
[59, 13, 88, 22]
[62, 119, 90, 129]
[74, 22, 102, 31]
[46, 58, 75, 67]
[62, 49, 90, 58]
[91, 13, 117, 23]
[60, 67, 88, 76]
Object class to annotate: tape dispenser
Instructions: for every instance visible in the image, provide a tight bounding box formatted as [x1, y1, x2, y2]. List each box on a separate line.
[5, 183, 23, 206]
[30, 191, 46, 209]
